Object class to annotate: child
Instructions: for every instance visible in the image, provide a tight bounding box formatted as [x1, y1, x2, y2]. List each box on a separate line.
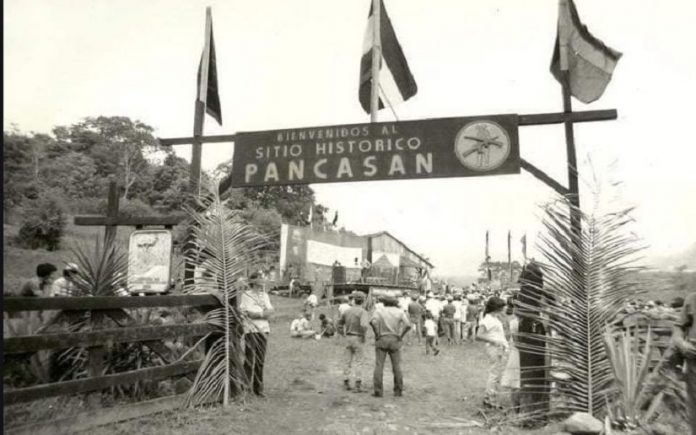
[477, 297, 509, 409]
[423, 311, 440, 356]
[319, 313, 335, 337]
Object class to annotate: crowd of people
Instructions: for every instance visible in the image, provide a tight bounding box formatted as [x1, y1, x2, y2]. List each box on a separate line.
[283, 285, 522, 407]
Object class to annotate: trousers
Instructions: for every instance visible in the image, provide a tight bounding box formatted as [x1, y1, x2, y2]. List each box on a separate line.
[244, 332, 268, 395]
[374, 335, 403, 395]
[343, 335, 365, 381]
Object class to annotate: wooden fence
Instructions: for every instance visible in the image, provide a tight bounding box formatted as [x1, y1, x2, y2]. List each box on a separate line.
[3, 295, 221, 433]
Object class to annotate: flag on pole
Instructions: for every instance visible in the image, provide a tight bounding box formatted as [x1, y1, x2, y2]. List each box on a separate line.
[507, 231, 511, 263]
[197, 7, 222, 125]
[521, 234, 527, 261]
[308, 205, 313, 228]
[358, 0, 417, 114]
[550, 0, 622, 103]
[332, 211, 339, 226]
[485, 230, 491, 281]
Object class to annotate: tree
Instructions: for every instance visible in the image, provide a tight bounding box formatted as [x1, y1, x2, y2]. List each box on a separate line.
[51, 117, 159, 199]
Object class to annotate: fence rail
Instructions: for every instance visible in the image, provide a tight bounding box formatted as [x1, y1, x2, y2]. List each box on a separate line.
[3, 294, 222, 432]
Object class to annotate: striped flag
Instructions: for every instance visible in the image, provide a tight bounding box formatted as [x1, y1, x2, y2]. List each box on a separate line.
[358, 0, 417, 114]
[521, 234, 527, 261]
[197, 7, 222, 125]
[550, 0, 622, 103]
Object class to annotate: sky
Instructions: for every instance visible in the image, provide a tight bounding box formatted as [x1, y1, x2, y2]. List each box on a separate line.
[4, 0, 696, 277]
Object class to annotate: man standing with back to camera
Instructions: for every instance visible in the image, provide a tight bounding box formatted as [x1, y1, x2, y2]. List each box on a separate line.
[370, 294, 412, 397]
[672, 290, 696, 434]
[337, 291, 369, 392]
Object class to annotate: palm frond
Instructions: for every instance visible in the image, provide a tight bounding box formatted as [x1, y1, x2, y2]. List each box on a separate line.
[70, 236, 128, 296]
[182, 181, 271, 407]
[517, 196, 644, 418]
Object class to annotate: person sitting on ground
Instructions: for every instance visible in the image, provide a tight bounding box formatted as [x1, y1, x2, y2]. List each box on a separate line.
[20, 263, 58, 297]
[290, 312, 316, 339]
[319, 313, 336, 337]
[50, 263, 82, 297]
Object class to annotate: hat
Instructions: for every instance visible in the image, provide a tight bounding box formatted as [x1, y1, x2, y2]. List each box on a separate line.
[350, 290, 366, 300]
[381, 294, 398, 305]
[65, 263, 79, 272]
[426, 292, 434, 298]
[447, 296, 454, 301]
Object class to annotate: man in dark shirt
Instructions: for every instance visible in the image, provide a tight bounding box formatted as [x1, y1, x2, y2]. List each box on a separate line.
[441, 296, 457, 345]
[407, 294, 424, 344]
[337, 291, 369, 392]
[673, 291, 696, 434]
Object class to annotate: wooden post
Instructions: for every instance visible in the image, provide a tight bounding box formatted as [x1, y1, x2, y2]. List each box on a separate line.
[370, 0, 381, 123]
[105, 180, 120, 246]
[562, 70, 582, 237]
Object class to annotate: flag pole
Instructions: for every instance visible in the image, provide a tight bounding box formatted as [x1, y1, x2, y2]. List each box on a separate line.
[370, 0, 381, 123]
[190, 6, 212, 197]
[558, 0, 581, 238]
[507, 230, 512, 286]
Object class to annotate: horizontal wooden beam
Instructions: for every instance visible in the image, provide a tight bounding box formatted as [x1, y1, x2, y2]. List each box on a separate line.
[73, 215, 185, 227]
[5, 394, 186, 435]
[520, 158, 570, 197]
[157, 109, 617, 147]
[3, 295, 220, 312]
[518, 109, 617, 126]
[158, 133, 237, 146]
[4, 323, 214, 354]
[4, 360, 201, 405]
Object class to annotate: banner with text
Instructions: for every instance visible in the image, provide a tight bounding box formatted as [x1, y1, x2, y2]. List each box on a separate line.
[230, 115, 520, 187]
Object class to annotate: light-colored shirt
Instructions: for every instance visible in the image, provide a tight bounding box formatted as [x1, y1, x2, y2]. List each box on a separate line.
[290, 317, 312, 336]
[370, 306, 411, 339]
[425, 298, 442, 318]
[50, 277, 80, 297]
[398, 297, 410, 313]
[306, 294, 318, 307]
[478, 313, 506, 346]
[452, 300, 462, 321]
[424, 318, 438, 337]
[338, 302, 351, 317]
[240, 289, 273, 334]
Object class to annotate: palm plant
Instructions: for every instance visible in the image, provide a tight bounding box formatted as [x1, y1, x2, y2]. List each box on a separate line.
[516, 192, 644, 419]
[182, 181, 270, 407]
[70, 236, 128, 297]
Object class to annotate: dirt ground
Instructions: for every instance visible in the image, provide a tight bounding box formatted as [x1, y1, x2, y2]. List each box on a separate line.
[94, 298, 563, 435]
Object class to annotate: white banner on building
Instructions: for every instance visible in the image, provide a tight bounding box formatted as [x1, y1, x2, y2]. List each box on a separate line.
[306, 240, 362, 268]
[279, 223, 288, 274]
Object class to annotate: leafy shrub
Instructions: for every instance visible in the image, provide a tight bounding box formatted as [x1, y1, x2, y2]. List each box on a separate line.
[15, 195, 67, 250]
[119, 198, 157, 217]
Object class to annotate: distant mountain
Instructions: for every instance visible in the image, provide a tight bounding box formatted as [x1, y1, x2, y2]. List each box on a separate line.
[647, 242, 696, 271]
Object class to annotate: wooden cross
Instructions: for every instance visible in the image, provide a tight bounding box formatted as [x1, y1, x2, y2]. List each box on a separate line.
[73, 179, 184, 242]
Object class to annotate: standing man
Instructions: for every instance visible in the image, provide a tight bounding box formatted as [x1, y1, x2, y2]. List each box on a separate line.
[673, 290, 696, 434]
[441, 296, 457, 345]
[337, 290, 369, 392]
[240, 272, 274, 397]
[370, 294, 412, 397]
[407, 293, 424, 345]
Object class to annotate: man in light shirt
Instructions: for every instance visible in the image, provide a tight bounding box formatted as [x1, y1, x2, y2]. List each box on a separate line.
[337, 291, 369, 392]
[240, 272, 274, 397]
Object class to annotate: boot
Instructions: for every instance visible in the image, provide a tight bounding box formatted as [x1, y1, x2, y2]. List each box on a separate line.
[343, 379, 352, 391]
[353, 380, 362, 393]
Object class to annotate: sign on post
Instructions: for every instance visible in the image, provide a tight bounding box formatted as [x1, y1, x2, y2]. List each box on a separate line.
[127, 230, 173, 294]
[230, 115, 520, 187]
